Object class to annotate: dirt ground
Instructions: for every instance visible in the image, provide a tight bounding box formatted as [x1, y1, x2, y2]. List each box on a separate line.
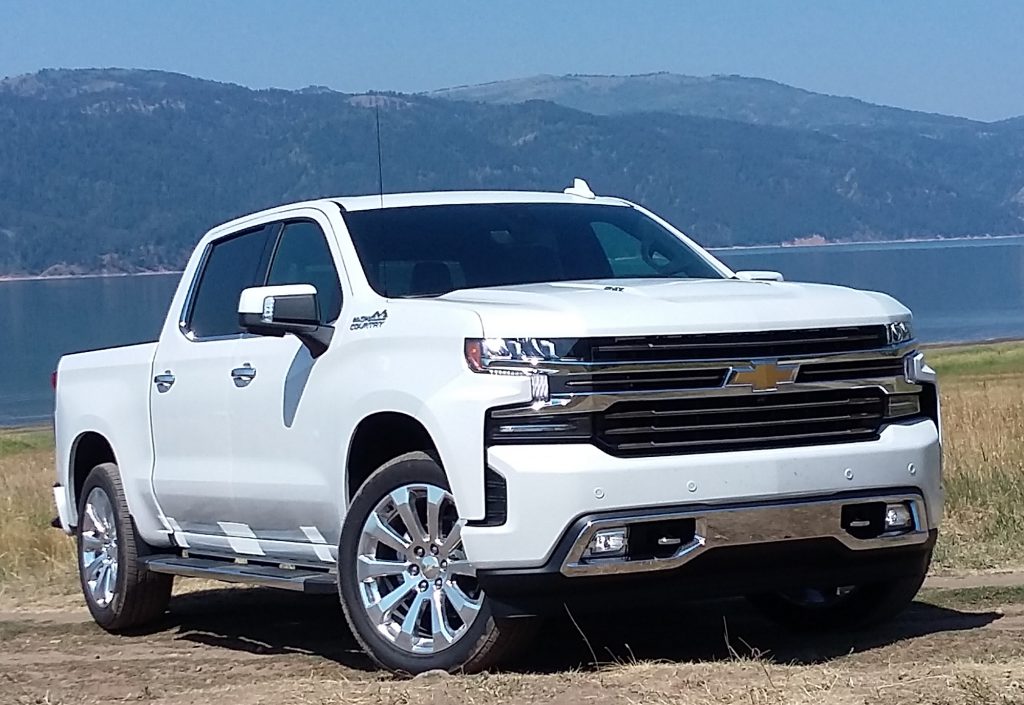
[1, 577, 1023, 705]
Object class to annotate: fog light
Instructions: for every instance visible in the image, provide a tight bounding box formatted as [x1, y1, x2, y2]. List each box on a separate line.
[586, 528, 628, 558]
[884, 503, 914, 532]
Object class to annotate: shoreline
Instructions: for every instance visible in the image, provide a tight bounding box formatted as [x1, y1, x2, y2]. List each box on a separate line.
[0, 422, 52, 432]
[710, 233, 1024, 252]
[0, 270, 183, 283]
[4, 235, 1024, 281]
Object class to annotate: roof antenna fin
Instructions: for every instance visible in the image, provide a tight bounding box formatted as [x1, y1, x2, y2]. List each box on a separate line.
[564, 177, 596, 199]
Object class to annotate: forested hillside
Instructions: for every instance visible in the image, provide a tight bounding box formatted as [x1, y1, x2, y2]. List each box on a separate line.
[1, 68, 1022, 276]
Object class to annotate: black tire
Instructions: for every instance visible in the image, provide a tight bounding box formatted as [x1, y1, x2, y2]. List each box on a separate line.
[338, 451, 534, 674]
[747, 551, 931, 631]
[76, 462, 173, 631]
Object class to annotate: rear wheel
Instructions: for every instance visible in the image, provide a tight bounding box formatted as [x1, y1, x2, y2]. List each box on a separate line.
[747, 554, 931, 630]
[338, 452, 532, 674]
[76, 463, 173, 631]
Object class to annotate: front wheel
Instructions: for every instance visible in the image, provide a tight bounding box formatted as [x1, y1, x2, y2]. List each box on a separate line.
[338, 452, 531, 674]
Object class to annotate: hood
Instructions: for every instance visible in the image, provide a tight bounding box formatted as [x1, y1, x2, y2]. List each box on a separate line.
[432, 278, 910, 338]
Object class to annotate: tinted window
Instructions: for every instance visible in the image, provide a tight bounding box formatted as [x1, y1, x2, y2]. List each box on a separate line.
[187, 226, 273, 338]
[266, 221, 343, 323]
[593, 221, 673, 277]
[343, 203, 724, 297]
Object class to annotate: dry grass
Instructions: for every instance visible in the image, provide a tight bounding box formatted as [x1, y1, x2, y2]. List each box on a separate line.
[0, 428, 75, 594]
[296, 661, 1024, 705]
[929, 344, 1024, 571]
[926, 340, 1024, 377]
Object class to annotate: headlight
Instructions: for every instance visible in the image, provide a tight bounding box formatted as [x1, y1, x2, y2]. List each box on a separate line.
[886, 320, 914, 346]
[464, 337, 574, 374]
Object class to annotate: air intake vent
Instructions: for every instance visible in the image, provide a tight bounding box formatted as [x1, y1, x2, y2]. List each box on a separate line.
[467, 467, 508, 527]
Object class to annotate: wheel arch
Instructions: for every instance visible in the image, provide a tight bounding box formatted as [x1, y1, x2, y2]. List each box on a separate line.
[69, 431, 118, 517]
[346, 411, 441, 502]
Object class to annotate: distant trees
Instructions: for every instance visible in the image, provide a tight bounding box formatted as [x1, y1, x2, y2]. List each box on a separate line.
[1, 69, 1021, 276]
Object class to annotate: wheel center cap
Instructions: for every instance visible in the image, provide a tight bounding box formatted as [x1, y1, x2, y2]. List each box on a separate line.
[420, 555, 441, 580]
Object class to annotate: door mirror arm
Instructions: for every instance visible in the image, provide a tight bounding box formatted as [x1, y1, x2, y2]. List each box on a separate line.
[295, 326, 333, 358]
[238, 285, 334, 358]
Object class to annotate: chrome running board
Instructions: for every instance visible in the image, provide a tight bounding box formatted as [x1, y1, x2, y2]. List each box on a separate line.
[142, 555, 337, 594]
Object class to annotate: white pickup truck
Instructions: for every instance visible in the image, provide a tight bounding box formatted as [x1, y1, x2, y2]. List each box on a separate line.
[53, 181, 941, 673]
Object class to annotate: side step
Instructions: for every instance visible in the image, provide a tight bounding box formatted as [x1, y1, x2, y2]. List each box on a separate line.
[142, 555, 338, 594]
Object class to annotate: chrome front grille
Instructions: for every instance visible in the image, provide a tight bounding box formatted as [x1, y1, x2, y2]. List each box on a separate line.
[595, 388, 887, 456]
[552, 368, 729, 394]
[577, 326, 889, 363]
[486, 327, 921, 457]
[796, 357, 905, 382]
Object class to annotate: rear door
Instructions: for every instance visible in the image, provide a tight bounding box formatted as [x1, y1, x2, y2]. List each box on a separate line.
[150, 224, 276, 540]
[225, 216, 348, 564]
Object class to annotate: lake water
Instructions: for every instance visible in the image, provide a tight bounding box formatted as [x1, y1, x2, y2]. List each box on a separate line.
[2, 236, 1024, 426]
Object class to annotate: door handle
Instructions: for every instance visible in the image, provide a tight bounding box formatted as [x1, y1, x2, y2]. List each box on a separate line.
[154, 371, 175, 392]
[231, 364, 257, 387]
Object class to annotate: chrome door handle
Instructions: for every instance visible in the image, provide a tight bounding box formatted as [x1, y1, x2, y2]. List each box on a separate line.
[231, 364, 256, 387]
[154, 371, 175, 392]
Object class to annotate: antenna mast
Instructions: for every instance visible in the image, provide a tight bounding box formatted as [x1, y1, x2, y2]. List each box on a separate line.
[374, 100, 384, 209]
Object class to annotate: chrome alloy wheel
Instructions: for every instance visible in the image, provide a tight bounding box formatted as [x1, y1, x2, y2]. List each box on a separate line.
[356, 483, 482, 654]
[80, 487, 119, 608]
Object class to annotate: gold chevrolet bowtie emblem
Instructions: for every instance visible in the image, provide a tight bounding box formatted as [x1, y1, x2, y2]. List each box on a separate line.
[728, 361, 799, 392]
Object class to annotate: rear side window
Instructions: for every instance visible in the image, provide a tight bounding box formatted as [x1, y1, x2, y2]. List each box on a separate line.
[186, 226, 274, 339]
[266, 221, 343, 324]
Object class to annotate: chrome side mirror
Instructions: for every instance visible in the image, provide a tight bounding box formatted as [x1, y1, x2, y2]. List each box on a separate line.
[238, 284, 333, 357]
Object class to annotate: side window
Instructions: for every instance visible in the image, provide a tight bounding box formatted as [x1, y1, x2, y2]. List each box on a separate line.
[266, 221, 343, 324]
[186, 226, 274, 339]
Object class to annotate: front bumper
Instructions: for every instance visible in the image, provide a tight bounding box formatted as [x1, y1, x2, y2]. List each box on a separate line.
[479, 529, 937, 618]
[462, 418, 941, 570]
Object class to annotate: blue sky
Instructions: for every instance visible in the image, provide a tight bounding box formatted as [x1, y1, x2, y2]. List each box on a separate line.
[2, 1, 1022, 121]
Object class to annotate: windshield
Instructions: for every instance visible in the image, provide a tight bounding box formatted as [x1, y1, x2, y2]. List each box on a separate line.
[343, 203, 727, 297]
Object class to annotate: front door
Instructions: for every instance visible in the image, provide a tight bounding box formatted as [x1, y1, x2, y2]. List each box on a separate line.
[151, 224, 276, 543]
[226, 216, 348, 565]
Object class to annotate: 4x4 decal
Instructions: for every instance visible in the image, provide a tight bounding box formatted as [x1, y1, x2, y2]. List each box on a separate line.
[350, 310, 388, 331]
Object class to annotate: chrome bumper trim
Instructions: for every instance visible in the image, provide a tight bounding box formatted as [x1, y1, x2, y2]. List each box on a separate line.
[488, 343, 917, 376]
[560, 493, 929, 577]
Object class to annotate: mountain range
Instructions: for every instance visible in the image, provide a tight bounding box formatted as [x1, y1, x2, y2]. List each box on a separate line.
[1, 68, 1023, 276]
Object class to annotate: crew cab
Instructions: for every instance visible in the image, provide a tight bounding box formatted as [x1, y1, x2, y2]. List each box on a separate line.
[53, 180, 941, 673]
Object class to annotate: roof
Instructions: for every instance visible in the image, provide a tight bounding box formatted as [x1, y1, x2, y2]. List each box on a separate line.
[335, 189, 631, 212]
[205, 187, 634, 239]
